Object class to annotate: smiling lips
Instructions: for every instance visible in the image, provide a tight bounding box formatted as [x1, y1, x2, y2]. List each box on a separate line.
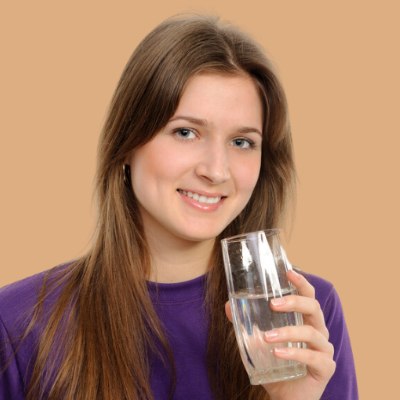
[177, 189, 225, 210]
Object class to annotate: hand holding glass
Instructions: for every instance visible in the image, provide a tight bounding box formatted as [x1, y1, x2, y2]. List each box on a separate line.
[221, 229, 307, 385]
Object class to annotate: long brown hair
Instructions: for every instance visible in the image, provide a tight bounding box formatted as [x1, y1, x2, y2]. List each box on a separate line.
[26, 14, 295, 400]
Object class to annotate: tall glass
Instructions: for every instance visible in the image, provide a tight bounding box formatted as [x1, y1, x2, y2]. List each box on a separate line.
[221, 229, 307, 385]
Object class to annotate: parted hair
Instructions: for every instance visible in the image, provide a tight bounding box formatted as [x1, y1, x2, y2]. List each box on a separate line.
[26, 14, 295, 400]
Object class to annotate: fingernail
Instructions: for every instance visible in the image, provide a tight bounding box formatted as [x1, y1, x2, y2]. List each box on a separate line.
[271, 297, 286, 306]
[274, 347, 290, 355]
[265, 329, 279, 339]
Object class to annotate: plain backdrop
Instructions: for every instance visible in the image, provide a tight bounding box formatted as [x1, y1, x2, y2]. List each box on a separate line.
[1, 1, 399, 398]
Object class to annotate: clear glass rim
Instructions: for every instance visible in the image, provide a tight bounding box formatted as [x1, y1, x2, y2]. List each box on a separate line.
[221, 228, 282, 244]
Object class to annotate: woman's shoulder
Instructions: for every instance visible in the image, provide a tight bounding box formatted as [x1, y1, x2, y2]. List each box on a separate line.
[0, 270, 48, 313]
[0, 262, 73, 329]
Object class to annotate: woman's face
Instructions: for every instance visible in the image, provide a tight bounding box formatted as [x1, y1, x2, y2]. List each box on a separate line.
[128, 72, 263, 244]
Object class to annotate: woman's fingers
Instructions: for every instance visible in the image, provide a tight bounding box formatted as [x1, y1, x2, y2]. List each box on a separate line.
[269, 295, 329, 339]
[266, 270, 336, 381]
[264, 323, 336, 382]
[270, 270, 329, 339]
[264, 325, 334, 355]
[227, 271, 330, 342]
[272, 345, 336, 381]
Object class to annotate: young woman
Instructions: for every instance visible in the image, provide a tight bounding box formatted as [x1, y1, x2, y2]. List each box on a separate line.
[0, 15, 358, 400]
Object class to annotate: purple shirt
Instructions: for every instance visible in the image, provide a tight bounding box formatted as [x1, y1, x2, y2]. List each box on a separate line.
[0, 267, 358, 399]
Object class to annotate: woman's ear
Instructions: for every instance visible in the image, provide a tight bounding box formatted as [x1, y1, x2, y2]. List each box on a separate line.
[123, 164, 131, 186]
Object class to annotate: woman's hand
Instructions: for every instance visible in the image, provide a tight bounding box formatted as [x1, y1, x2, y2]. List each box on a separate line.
[225, 269, 336, 400]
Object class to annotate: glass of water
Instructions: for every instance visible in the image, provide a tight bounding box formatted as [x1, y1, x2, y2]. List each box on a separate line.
[221, 229, 307, 385]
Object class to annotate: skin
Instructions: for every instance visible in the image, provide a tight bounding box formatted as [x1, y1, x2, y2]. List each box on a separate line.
[129, 71, 335, 398]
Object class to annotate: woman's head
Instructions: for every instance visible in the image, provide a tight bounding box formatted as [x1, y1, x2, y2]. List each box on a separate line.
[96, 14, 295, 244]
[127, 72, 264, 247]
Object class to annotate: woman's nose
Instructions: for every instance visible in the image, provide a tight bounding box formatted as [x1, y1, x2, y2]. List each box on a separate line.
[195, 144, 231, 184]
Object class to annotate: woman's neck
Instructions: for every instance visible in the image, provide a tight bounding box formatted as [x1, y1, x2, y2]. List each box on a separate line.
[145, 231, 215, 283]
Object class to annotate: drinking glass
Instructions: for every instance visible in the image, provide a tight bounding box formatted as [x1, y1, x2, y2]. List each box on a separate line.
[221, 229, 307, 385]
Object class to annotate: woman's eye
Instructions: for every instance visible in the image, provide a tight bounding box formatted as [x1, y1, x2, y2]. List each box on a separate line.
[232, 138, 254, 149]
[174, 128, 196, 140]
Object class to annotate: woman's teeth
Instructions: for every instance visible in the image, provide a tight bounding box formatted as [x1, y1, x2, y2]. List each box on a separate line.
[179, 189, 221, 204]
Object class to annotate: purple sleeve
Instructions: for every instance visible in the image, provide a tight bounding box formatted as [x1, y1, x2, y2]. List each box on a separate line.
[320, 285, 358, 400]
[0, 316, 26, 400]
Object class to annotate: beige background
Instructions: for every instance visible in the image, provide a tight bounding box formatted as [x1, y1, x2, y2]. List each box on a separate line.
[1, 1, 399, 398]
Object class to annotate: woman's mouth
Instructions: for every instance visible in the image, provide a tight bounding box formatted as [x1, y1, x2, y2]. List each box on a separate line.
[177, 189, 225, 206]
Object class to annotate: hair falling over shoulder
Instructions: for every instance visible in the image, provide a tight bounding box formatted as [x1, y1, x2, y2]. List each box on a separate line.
[26, 14, 295, 400]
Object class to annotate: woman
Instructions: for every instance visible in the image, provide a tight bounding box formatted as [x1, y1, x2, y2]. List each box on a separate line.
[0, 14, 357, 399]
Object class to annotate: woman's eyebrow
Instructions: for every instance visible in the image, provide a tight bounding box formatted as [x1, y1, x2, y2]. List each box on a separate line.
[169, 115, 262, 136]
[237, 127, 263, 136]
[169, 115, 208, 126]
